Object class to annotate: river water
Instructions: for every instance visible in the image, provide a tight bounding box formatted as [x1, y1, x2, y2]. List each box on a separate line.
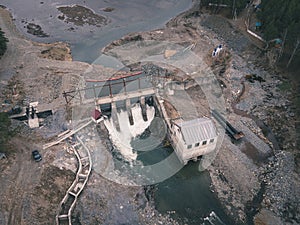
[2, 0, 192, 63]
[2, 1, 236, 224]
[154, 164, 235, 225]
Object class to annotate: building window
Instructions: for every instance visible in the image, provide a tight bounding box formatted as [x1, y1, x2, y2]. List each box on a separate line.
[187, 145, 192, 149]
[210, 139, 214, 143]
[202, 140, 207, 145]
[195, 143, 200, 147]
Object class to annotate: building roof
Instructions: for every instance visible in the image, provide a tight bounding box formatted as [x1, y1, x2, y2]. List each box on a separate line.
[92, 109, 102, 120]
[176, 118, 217, 145]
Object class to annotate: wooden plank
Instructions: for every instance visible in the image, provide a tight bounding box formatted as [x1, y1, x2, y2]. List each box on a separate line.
[95, 88, 155, 105]
[58, 215, 68, 219]
[246, 28, 266, 43]
[43, 120, 93, 149]
[57, 129, 70, 138]
[208, 3, 229, 7]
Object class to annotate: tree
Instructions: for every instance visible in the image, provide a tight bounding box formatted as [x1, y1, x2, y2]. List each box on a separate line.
[257, 0, 300, 67]
[257, 0, 300, 40]
[0, 27, 8, 57]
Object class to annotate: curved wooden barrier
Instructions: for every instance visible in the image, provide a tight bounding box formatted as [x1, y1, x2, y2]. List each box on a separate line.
[56, 135, 92, 225]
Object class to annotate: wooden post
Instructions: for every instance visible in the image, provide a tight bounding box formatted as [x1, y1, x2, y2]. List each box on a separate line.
[109, 82, 112, 97]
[123, 78, 126, 94]
[138, 77, 141, 90]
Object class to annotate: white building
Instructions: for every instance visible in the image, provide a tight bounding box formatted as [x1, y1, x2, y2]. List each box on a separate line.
[170, 117, 218, 165]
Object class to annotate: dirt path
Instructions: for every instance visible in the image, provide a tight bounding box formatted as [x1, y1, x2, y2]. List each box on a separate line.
[0, 137, 42, 225]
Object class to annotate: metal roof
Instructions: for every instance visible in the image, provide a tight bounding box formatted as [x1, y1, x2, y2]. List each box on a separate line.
[177, 118, 217, 145]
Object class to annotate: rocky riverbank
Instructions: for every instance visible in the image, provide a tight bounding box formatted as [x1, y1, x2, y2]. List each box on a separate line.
[195, 5, 299, 225]
[104, 2, 299, 224]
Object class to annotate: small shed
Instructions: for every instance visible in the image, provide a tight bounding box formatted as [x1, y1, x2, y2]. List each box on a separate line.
[170, 117, 218, 165]
[91, 108, 102, 123]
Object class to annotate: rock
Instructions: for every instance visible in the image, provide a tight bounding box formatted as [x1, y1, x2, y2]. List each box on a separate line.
[254, 209, 284, 225]
[102, 7, 115, 12]
[26, 23, 49, 37]
[164, 50, 177, 58]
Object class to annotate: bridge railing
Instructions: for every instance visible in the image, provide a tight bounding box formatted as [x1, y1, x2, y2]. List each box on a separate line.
[62, 71, 168, 105]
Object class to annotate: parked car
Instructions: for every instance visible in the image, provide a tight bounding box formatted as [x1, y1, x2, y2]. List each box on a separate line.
[32, 150, 42, 162]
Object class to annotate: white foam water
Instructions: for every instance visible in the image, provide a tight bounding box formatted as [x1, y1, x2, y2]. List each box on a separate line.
[203, 211, 226, 225]
[104, 103, 155, 161]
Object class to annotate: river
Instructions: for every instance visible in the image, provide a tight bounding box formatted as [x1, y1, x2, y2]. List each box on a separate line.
[1, 0, 192, 63]
[154, 163, 235, 225]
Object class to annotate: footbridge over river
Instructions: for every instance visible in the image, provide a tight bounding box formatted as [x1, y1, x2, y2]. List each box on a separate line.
[63, 71, 163, 109]
[62, 68, 217, 110]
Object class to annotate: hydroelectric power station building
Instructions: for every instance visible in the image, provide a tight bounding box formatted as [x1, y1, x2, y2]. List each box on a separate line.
[169, 117, 218, 165]
[62, 65, 219, 166]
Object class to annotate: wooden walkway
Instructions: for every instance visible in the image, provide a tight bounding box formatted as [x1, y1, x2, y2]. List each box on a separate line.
[43, 119, 93, 150]
[56, 135, 92, 225]
[95, 87, 155, 105]
[61, 69, 169, 106]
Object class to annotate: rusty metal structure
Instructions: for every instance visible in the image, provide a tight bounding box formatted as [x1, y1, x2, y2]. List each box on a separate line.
[62, 68, 169, 106]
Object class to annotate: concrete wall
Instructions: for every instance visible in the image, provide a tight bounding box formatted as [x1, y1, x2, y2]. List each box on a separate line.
[170, 125, 218, 165]
[154, 95, 218, 165]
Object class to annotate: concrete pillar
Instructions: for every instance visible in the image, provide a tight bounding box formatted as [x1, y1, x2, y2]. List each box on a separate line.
[111, 102, 120, 131]
[198, 149, 218, 171]
[126, 98, 133, 125]
[140, 96, 147, 121]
